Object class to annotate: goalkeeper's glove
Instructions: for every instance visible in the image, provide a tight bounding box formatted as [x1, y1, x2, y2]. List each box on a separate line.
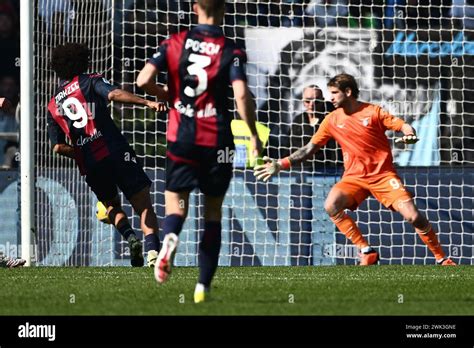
[254, 156, 291, 182]
[395, 134, 419, 144]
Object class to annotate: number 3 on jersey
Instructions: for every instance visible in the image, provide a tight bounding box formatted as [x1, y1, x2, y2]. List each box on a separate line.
[184, 53, 211, 97]
[62, 97, 88, 129]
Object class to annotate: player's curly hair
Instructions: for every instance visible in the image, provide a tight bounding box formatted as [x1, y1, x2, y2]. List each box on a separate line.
[197, 0, 225, 18]
[50, 43, 90, 80]
[327, 73, 359, 99]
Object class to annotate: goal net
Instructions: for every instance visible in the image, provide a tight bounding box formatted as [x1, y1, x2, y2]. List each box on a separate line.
[30, 0, 473, 266]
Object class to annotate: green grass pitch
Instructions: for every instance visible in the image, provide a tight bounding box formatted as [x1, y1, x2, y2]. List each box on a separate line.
[1, 266, 473, 315]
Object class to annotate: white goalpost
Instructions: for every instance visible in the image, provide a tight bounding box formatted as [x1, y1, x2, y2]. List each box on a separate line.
[18, 0, 472, 266]
[20, 0, 34, 266]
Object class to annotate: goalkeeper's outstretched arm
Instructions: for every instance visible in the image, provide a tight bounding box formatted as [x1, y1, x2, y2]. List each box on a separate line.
[288, 141, 320, 165]
[379, 108, 419, 145]
[254, 141, 320, 182]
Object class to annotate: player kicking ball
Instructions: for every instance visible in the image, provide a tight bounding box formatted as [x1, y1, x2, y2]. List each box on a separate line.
[255, 73, 456, 266]
[137, 0, 262, 301]
[47, 43, 165, 267]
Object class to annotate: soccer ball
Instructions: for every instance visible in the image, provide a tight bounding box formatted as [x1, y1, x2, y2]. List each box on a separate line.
[95, 201, 111, 224]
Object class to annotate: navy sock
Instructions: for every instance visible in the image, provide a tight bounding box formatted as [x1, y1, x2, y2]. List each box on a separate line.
[116, 221, 135, 241]
[162, 214, 185, 237]
[144, 233, 160, 252]
[198, 221, 222, 287]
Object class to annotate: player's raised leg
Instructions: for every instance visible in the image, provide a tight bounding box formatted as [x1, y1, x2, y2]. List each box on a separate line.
[103, 195, 144, 267]
[194, 194, 225, 303]
[128, 186, 160, 267]
[393, 198, 456, 265]
[155, 190, 189, 284]
[324, 184, 379, 265]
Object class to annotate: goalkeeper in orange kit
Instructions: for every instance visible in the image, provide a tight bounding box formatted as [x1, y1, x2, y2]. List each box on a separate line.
[255, 73, 456, 266]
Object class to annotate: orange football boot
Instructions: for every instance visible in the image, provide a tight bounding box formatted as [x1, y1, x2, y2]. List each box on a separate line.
[439, 258, 457, 266]
[359, 251, 380, 266]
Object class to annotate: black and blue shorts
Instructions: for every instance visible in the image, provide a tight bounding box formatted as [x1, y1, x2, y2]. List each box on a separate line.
[85, 150, 152, 202]
[166, 142, 233, 197]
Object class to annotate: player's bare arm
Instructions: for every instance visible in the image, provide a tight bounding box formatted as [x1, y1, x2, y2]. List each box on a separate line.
[254, 141, 320, 182]
[107, 89, 167, 112]
[289, 141, 320, 165]
[0, 97, 12, 112]
[136, 63, 169, 101]
[52, 143, 75, 158]
[232, 79, 262, 156]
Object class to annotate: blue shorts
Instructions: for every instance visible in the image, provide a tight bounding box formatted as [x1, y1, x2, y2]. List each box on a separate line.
[166, 142, 233, 197]
[85, 150, 152, 202]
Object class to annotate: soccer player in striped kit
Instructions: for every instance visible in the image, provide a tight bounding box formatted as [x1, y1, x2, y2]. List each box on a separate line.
[137, 0, 262, 302]
[47, 43, 165, 267]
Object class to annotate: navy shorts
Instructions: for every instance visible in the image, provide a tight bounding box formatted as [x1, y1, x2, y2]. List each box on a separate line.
[166, 142, 233, 197]
[85, 150, 152, 202]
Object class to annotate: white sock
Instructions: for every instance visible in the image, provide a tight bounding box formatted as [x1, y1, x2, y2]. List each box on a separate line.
[361, 246, 372, 253]
[195, 283, 208, 292]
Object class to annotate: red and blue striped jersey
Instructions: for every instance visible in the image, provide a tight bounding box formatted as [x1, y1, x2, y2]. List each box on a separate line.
[47, 73, 131, 175]
[149, 24, 247, 148]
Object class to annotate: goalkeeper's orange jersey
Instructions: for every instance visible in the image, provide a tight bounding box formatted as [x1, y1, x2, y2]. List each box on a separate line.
[311, 102, 405, 179]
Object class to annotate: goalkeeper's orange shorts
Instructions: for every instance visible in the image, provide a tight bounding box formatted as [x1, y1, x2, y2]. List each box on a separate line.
[333, 173, 413, 211]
